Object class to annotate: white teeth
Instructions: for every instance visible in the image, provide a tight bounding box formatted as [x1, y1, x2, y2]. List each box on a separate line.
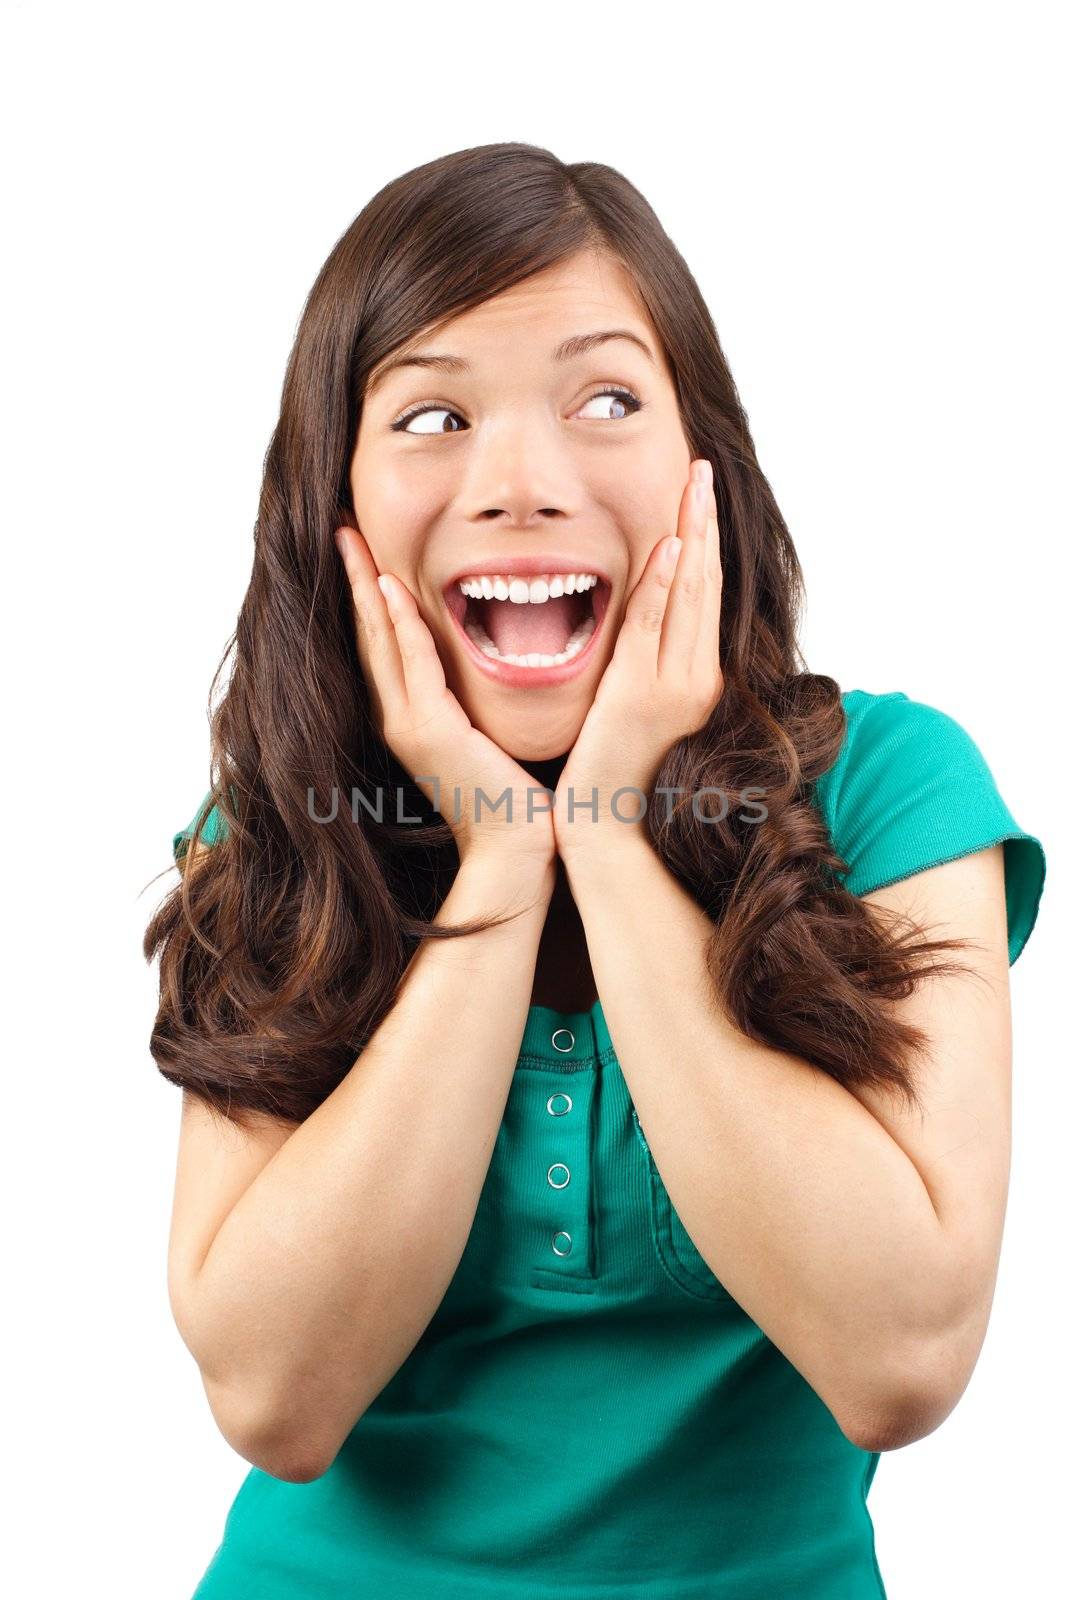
[457, 572, 598, 603]
[455, 570, 601, 669]
[462, 612, 596, 668]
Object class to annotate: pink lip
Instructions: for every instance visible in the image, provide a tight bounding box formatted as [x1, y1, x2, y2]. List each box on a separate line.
[442, 567, 613, 688]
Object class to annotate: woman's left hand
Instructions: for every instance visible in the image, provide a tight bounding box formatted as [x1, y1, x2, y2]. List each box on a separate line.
[553, 458, 725, 864]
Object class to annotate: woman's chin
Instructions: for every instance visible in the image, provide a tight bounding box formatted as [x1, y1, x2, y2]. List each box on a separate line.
[468, 710, 582, 767]
[504, 734, 576, 765]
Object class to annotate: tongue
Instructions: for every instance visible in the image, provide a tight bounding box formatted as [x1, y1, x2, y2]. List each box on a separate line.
[479, 592, 586, 656]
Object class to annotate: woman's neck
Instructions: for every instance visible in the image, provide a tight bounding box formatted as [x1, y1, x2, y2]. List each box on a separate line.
[530, 854, 598, 1014]
[515, 752, 598, 1013]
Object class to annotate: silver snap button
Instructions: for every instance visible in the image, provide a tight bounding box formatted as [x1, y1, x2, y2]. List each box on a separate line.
[551, 1231, 573, 1257]
[547, 1163, 571, 1188]
[550, 1027, 575, 1054]
[546, 1092, 573, 1116]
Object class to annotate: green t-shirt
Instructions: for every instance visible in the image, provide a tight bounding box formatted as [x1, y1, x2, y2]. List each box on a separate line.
[174, 689, 1045, 1599]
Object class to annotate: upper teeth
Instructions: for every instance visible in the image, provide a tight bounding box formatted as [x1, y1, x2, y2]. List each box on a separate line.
[458, 573, 598, 603]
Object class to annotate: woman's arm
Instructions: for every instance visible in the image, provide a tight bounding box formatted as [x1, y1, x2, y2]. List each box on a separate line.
[563, 832, 1012, 1454]
[168, 847, 555, 1483]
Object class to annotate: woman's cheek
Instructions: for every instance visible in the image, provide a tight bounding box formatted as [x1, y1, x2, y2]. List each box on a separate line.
[611, 488, 683, 578]
[604, 434, 687, 524]
[357, 493, 425, 578]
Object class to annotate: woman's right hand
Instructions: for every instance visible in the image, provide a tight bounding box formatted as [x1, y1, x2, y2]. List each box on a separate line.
[334, 525, 557, 875]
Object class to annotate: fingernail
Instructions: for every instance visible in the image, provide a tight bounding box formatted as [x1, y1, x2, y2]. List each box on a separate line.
[377, 574, 393, 600]
[665, 537, 683, 565]
[694, 459, 713, 485]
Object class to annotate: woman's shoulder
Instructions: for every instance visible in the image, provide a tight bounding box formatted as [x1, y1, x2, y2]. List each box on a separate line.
[812, 686, 1045, 966]
[834, 684, 956, 744]
[816, 686, 1002, 808]
[172, 789, 230, 863]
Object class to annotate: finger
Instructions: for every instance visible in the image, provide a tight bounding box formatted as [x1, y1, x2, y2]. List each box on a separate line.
[692, 468, 723, 674]
[335, 525, 407, 707]
[659, 464, 709, 676]
[612, 528, 683, 682]
[375, 571, 450, 716]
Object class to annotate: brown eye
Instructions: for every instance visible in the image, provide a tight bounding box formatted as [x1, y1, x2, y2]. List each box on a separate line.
[392, 405, 467, 435]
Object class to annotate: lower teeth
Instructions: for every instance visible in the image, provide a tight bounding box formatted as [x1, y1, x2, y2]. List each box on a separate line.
[462, 613, 595, 667]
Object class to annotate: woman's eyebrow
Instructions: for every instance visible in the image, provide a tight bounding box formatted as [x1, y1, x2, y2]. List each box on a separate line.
[365, 328, 656, 397]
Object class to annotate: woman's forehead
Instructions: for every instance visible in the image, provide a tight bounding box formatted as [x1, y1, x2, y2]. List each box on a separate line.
[366, 285, 666, 406]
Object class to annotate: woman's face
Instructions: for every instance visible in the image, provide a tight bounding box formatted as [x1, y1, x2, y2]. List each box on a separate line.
[349, 246, 693, 762]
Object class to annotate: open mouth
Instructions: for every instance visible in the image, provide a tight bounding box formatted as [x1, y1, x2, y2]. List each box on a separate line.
[443, 571, 612, 673]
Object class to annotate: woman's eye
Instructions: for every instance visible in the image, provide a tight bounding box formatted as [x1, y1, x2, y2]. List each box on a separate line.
[577, 387, 642, 421]
[392, 406, 466, 435]
[391, 386, 642, 434]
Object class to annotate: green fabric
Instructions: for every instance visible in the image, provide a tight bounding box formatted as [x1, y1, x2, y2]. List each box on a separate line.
[178, 688, 1044, 1598]
[173, 793, 228, 861]
[812, 689, 1045, 965]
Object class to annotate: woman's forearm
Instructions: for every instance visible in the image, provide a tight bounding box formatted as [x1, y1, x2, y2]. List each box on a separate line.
[562, 832, 960, 1447]
[185, 850, 554, 1478]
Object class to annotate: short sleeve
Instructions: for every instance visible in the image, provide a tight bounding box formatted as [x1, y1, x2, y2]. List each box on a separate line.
[812, 689, 1046, 966]
[173, 789, 227, 864]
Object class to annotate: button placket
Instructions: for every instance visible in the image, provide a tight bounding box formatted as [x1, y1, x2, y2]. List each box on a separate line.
[536, 1024, 592, 1282]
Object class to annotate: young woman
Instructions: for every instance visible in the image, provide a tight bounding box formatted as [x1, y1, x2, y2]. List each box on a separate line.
[146, 142, 1046, 1599]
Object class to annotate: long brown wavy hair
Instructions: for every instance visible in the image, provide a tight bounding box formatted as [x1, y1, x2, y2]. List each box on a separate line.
[144, 140, 972, 1132]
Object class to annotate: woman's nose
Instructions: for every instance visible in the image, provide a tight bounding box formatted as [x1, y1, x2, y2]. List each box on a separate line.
[459, 428, 578, 527]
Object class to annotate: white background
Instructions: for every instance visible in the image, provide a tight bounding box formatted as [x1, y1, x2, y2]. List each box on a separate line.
[3, 2, 1063, 1595]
